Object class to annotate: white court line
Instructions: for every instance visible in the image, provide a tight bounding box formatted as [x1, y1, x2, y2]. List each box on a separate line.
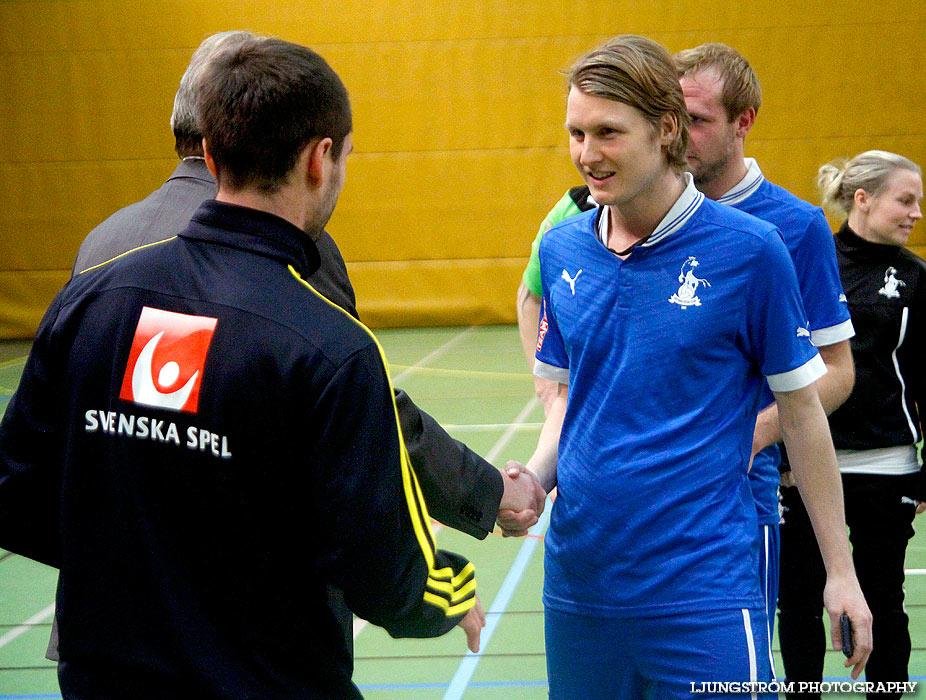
[444, 486, 550, 700]
[356, 327, 477, 640]
[0, 602, 55, 650]
[906, 569, 926, 575]
[353, 615, 370, 640]
[391, 326, 477, 385]
[440, 396, 543, 700]
[440, 422, 543, 432]
[484, 397, 540, 464]
[354, 396, 541, 642]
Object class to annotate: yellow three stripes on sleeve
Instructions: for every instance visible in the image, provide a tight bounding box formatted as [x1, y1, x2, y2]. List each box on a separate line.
[290, 266, 476, 618]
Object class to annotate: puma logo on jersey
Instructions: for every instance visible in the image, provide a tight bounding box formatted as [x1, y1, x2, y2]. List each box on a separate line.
[796, 327, 811, 339]
[561, 269, 582, 296]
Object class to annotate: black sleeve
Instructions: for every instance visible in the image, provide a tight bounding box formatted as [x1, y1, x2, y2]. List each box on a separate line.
[908, 268, 926, 501]
[395, 390, 503, 539]
[311, 345, 477, 639]
[0, 296, 66, 568]
[309, 232, 503, 538]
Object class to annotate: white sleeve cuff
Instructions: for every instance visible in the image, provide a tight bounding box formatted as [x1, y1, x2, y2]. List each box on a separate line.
[811, 319, 855, 347]
[766, 353, 827, 393]
[534, 359, 569, 384]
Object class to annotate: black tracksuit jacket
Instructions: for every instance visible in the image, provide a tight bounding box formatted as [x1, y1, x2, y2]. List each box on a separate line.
[0, 201, 475, 699]
[828, 223, 926, 489]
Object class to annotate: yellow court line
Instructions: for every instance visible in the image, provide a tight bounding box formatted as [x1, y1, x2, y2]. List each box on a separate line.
[0, 356, 27, 370]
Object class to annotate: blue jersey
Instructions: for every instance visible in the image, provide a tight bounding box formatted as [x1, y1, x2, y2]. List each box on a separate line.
[534, 175, 824, 617]
[720, 159, 853, 524]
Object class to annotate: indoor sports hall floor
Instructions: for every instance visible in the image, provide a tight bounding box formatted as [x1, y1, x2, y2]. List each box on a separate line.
[2, 325, 926, 698]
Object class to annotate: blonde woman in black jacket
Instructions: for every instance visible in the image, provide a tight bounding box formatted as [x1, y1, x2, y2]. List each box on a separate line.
[779, 150, 924, 699]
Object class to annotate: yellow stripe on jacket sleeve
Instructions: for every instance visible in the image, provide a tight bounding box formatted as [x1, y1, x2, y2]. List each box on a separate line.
[288, 266, 476, 617]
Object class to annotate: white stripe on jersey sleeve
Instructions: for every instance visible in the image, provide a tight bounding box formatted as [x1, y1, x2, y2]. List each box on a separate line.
[766, 353, 827, 393]
[811, 319, 855, 348]
[533, 359, 569, 385]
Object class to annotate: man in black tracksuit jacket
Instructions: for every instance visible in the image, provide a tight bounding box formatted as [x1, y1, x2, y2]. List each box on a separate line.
[0, 38, 480, 699]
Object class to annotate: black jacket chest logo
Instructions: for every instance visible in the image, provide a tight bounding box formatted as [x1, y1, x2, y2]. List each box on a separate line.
[878, 267, 906, 300]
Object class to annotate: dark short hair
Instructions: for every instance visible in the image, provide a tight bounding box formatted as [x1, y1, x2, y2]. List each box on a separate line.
[197, 38, 352, 193]
[171, 31, 258, 158]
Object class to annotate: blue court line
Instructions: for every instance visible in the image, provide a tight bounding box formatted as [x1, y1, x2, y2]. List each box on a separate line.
[442, 503, 552, 700]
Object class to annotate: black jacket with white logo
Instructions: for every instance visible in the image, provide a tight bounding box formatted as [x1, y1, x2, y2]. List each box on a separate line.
[828, 223, 926, 456]
[0, 201, 476, 699]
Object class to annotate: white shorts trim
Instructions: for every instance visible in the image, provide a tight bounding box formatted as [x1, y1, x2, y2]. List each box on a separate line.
[741, 608, 758, 700]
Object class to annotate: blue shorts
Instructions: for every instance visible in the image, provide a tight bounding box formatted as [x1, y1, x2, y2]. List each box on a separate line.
[545, 607, 775, 699]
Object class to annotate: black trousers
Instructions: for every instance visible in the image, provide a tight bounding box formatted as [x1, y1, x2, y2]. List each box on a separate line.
[778, 472, 918, 700]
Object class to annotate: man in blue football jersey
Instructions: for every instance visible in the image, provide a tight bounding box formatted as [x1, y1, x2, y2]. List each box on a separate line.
[674, 41, 856, 655]
[506, 35, 870, 699]
[514, 43, 857, 661]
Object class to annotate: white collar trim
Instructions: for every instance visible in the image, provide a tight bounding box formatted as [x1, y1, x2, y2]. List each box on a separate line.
[717, 158, 764, 206]
[597, 172, 704, 248]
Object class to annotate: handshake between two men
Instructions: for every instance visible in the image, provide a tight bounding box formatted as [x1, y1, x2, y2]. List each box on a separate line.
[497, 462, 547, 538]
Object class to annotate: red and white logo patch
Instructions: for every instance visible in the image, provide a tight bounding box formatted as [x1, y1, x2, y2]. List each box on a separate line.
[536, 308, 549, 352]
[119, 307, 218, 413]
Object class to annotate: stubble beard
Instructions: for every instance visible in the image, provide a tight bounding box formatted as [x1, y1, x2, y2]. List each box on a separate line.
[689, 134, 739, 193]
[304, 178, 341, 242]
[690, 156, 727, 192]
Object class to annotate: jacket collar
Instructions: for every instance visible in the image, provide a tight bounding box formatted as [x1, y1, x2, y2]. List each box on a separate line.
[835, 220, 901, 261]
[167, 158, 217, 184]
[182, 200, 322, 277]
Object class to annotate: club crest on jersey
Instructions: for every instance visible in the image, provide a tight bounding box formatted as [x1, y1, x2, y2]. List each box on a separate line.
[119, 307, 218, 413]
[669, 256, 711, 308]
[878, 267, 906, 299]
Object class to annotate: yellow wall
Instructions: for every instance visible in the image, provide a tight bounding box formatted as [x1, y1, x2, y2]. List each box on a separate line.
[1, 1, 924, 336]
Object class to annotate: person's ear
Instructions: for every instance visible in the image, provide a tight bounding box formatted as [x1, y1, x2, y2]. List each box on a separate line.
[854, 188, 870, 212]
[202, 139, 218, 178]
[304, 137, 334, 189]
[734, 108, 755, 138]
[659, 112, 679, 145]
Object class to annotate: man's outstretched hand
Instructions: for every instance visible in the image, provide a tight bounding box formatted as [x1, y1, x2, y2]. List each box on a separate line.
[496, 461, 546, 537]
